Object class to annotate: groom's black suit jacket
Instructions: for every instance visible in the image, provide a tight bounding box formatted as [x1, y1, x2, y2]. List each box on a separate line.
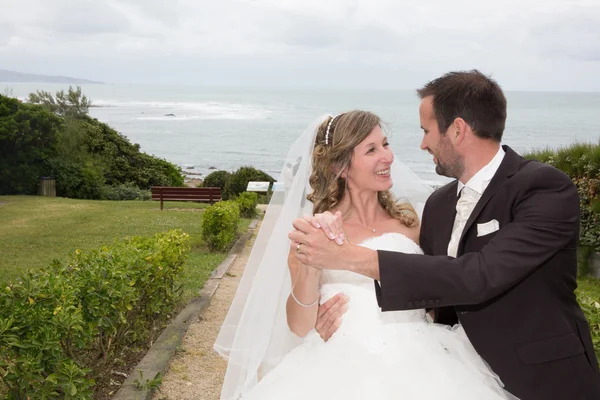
[375, 146, 600, 399]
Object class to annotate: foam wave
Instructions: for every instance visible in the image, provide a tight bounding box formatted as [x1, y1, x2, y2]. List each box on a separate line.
[93, 99, 272, 120]
[133, 115, 200, 121]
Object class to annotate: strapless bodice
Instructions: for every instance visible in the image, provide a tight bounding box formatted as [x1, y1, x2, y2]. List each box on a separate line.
[318, 233, 427, 332]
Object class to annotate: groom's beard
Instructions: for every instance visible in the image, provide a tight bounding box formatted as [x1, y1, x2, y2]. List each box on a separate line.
[434, 141, 464, 180]
[436, 157, 464, 179]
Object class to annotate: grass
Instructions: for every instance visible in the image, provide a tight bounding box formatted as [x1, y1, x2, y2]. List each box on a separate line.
[0, 195, 252, 301]
[0, 195, 254, 398]
[578, 276, 600, 299]
[576, 276, 600, 365]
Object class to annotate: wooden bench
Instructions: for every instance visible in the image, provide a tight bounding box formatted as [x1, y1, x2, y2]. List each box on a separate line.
[151, 187, 221, 210]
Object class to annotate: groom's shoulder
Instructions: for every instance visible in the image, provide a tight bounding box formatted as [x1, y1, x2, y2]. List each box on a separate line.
[499, 145, 574, 190]
[427, 180, 457, 203]
[513, 155, 574, 187]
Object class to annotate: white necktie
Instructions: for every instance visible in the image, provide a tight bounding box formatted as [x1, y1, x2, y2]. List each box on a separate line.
[447, 186, 481, 258]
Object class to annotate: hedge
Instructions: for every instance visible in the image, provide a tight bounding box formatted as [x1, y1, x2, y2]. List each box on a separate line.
[0, 230, 190, 399]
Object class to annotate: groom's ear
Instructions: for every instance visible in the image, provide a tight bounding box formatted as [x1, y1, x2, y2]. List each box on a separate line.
[451, 118, 468, 146]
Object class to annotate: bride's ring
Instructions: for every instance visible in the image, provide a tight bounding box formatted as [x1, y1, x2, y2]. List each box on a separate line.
[296, 243, 302, 254]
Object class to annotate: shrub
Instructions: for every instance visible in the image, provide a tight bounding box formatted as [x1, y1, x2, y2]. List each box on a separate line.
[576, 174, 600, 252]
[47, 156, 105, 199]
[223, 166, 274, 200]
[202, 170, 231, 191]
[0, 230, 190, 399]
[101, 183, 151, 201]
[201, 200, 240, 252]
[236, 192, 258, 218]
[257, 190, 273, 205]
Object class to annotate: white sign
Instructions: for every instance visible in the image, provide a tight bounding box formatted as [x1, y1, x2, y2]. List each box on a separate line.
[246, 181, 270, 192]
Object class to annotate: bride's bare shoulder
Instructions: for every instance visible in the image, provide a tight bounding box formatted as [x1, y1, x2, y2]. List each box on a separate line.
[389, 219, 420, 245]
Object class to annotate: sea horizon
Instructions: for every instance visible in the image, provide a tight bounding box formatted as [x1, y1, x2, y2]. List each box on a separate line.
[4, 83, 600, 186]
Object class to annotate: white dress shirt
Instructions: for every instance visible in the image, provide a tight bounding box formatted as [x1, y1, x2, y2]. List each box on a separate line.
[447, 146, 505, 257]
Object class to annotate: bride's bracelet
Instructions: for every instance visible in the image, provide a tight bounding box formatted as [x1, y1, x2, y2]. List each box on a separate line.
[290, 287, 320, 308]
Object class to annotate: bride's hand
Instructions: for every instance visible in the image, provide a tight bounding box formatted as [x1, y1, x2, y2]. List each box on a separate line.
[315, 293, 349, 342]
[304, 211, 345, 245]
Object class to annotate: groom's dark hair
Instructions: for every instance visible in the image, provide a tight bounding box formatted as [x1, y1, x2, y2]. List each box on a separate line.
[417, 69, 506, 142]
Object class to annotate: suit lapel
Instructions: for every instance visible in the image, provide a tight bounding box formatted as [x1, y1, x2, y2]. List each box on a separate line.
[457, 145, 522, 254]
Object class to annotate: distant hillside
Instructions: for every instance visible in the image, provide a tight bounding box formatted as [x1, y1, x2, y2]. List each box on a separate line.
[0, 69, 103, 84]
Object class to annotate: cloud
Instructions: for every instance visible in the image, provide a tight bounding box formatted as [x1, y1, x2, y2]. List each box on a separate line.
[0, 0, 599, 90]
[529, 5, 600, 62]
[1, 0, 130, 38]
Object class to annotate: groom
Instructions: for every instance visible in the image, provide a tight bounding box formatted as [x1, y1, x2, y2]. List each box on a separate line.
[289, 70, 600, 399]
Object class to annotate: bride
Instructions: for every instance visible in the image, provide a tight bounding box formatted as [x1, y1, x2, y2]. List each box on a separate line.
[214, 111, 517, 399]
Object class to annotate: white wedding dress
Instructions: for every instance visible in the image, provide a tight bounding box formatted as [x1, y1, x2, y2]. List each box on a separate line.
[241, 232, 516, 400]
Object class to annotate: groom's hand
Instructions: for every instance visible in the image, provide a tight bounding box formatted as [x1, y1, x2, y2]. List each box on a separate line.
[315, 293, 349, 342]
[304, 211, 345, 245]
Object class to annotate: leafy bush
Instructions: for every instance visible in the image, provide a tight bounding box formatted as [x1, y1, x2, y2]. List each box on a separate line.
[236, 192, 258, 218]
[202, 170, 232, 191]
[524, 141, 600, 253]
[101, 183, 151, 201]
[223, 166, 274, 200]
[0, 230, 190, 399]
[257, 190, 274, 205]
[577, 175, 600, 252]
[201, 200, 240, 252]
[47, 156, 105, 199]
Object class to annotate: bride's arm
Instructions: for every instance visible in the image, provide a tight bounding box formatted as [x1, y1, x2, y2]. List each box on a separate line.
[286, 250, 322, 338]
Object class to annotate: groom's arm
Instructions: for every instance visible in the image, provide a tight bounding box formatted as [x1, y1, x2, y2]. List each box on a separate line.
[368, 166, 579, 311]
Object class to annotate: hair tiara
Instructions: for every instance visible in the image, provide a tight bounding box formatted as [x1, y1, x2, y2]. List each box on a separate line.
[325, 114, 340, 145]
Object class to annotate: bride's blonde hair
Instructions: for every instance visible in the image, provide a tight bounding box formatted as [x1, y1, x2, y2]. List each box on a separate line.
[306, 110, 418, 227]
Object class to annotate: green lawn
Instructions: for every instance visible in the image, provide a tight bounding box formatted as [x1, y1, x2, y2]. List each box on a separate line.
[0, 195, 251, 301]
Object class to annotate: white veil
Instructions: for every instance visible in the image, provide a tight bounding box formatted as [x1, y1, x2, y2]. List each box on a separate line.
[213, 114, 434, 400]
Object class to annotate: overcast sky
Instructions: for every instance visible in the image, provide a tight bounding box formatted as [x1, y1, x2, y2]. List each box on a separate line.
[1, 0, 599, 91]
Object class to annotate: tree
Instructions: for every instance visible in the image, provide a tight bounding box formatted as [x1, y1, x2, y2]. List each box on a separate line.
[1, 86, 184, 198]
[80, 117, 184, 189]
[28, 86, 92, 119]
[0, 95, 63, 194]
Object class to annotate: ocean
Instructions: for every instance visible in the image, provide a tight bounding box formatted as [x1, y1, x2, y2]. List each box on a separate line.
[5, 83, 600, 186]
